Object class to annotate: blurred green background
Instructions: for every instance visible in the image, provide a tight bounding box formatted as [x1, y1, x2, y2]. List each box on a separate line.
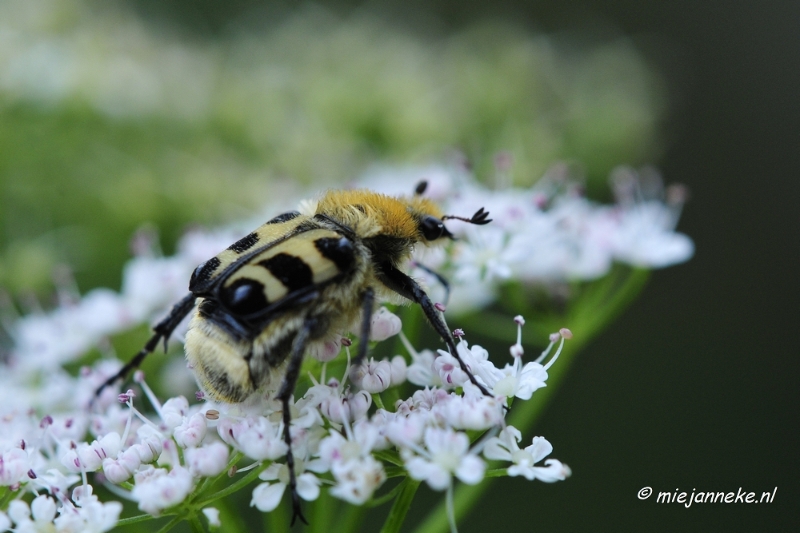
[1, 0, 797, 531]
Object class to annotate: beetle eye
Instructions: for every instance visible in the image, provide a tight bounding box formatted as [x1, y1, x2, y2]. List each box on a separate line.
[420, 216, 445, 240]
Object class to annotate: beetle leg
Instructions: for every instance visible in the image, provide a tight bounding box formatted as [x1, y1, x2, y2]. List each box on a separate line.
[95, 293, 196, 397]
[376, 263, 492, 397]
[351, 287, 375, 369]
[275, 316, 318, 526]
[411, 262, 451, 306]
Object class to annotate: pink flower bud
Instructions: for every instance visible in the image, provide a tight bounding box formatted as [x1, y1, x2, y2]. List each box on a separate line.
[173, 412, 207, 448]
[103, 458, 133, 484]
[185, 442, 229, 477]
[369, 307, 402, 341]
[389, 355, 407, 385]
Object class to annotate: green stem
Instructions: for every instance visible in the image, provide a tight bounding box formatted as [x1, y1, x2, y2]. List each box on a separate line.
[365, 479, 408, 508]
[384, 466, 408, 478]
[0, 487, 14, 509]
[373, 393, 386, 410]
[380, 478, 421, 533]
[115, 514, 159, 527]
[188, 512, 206, 533]
[373, 449, 403, 467]
[154, 515, 183, 533]
[196, 461, 270, 507]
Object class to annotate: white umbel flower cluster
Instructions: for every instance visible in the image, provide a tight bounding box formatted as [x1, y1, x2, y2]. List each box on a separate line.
[358, 164, 694, 313]
[0, 165, 691, 530]
[0, 305, 570, 531]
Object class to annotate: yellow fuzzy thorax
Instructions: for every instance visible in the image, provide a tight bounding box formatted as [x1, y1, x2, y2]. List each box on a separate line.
[316, 189, 444, 240]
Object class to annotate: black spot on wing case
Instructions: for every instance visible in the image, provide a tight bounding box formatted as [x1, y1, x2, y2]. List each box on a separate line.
[204, 226, 359, 330]
[219, 278, 269, 316]
[227, 232, 260, 253]
[188, 218, 317, 295]
[315, 236, 356, 272]
[259, 253, 314, 292]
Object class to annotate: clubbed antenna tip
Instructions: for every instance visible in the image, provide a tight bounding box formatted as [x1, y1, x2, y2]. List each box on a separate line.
[443, 207, 492, 225]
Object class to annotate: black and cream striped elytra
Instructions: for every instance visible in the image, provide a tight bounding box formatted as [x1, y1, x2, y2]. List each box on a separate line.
[96, 184, 491, 524]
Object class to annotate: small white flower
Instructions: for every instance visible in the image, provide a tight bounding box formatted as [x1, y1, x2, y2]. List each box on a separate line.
[388, 355, 407, 385]
[403, 427, 485, 490]
[251, 463, 321, 512]
[406, 349, 443, 388]
[432, 352, 469, 389]
[203, 507, 221, 528]
[0, 448, 28, 486]
[63, 433, 122, 473]
[219, 416, 287, 461]
[62, 485, 122, 532]
[483, 427, 570, 482]
[351, 358, 393, 393]
[382, 410, 428, 448]
[436, 386, 504, 430]
[320, 390, 372, 424]
[493, 361, 548, 400]
[174, 412, 208, 448]
[103, 452, 139, 483]
[315, 422, 386, 504]
[133, 427, 164, 463]
[329, 454, 386, 504]
[160, 397, 190, 430]
[7, 500, 31, 528]
[453, 340, 504, 390]
[30, 494, 57, 523]
[132, 466, 194, 515]
[184, 442, 229, 477]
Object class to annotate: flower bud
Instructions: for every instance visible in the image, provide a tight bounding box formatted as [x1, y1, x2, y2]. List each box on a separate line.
[185, 442, 229, 477]
[174, 412, 207, 448]
[369, 307, 401, 341]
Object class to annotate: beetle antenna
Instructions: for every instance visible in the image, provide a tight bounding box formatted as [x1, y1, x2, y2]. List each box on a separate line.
[414, 180, 428, 196]
[442, 207, 492, 225]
